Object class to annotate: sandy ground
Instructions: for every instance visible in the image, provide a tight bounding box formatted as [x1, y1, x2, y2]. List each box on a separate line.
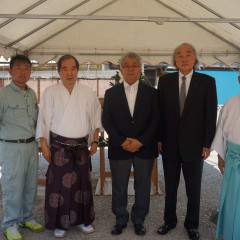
[0, 151, 221, 240]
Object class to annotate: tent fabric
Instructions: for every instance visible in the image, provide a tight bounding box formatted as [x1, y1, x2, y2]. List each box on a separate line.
[0, 0, 239, 66]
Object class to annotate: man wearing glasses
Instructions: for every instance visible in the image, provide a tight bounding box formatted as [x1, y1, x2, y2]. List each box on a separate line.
[102, 52, 159, 236]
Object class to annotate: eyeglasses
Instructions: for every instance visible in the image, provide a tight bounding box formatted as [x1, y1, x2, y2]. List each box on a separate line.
[122, 65, 141, 69]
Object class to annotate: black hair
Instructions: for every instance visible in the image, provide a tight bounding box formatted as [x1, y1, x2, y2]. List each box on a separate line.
[9, 54, 32, 69]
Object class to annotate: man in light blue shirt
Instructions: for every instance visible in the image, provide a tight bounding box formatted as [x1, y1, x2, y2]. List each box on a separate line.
[0, 55, 44, 240]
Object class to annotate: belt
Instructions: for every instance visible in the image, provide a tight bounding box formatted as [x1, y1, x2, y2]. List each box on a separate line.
[0, 137, 35, 143]
[54, 140, 87, 149]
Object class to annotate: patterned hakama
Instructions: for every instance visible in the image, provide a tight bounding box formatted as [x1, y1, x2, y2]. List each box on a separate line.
[216, 141, 240, 240]
[45, 132, 95, 230]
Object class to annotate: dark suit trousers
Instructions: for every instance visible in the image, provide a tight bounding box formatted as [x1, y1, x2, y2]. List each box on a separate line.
[110, 157, 154, 225]
[162, 156, 203, 229]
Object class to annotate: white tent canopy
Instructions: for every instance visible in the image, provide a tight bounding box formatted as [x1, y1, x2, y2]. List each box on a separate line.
[0, 0, 240, 67]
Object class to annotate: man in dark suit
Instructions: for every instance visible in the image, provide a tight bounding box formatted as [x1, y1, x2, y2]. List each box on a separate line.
[157, 43, 217, 240]
[102, 52, 159, 236]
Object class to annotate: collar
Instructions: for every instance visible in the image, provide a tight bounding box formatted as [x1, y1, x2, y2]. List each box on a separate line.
[10, 81, 29, 92]
[179, 70, 193, 80]
[60, 80, 77, 93]
[123, 79, 139, 90]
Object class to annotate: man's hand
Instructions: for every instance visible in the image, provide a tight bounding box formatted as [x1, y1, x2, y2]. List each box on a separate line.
[121, 138, 131, 148]
[89, 142, 98, 156]
[218, 154, 225, 174]
[89, 128, 99, 156]
[40, 138, 51, 163]
[202, 147, 210, 160]
[122, 138, 143, 152]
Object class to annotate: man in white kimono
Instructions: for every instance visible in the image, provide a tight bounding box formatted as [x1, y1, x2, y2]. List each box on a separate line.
[36, 54, 101, 238]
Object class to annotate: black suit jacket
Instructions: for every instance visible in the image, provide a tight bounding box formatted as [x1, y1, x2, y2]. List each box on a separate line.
[102, 81, 159, 160]
[158, 71, 217, 162]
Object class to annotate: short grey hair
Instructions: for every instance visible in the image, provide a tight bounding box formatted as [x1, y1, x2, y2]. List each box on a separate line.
[119, 52, 142, 68]
[173, 42, 198, 68]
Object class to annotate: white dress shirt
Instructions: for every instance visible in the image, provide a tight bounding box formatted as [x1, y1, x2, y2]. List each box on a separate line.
[212, 95, 240, 159]
[36, 81, 102, 144]
[123, 80, 139, 117]
[179, 70, 193, 96]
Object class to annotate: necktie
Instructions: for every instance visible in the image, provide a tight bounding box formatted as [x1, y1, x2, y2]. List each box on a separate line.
[179, 76, 186, 115]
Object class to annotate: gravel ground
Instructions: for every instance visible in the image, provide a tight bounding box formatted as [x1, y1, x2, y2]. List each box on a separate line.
[0, 152, 222, 240]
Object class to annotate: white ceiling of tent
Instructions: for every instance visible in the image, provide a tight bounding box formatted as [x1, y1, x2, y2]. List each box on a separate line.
[0, 0, 239, 66]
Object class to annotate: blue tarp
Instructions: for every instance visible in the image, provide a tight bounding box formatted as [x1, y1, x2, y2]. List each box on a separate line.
[198, 70, 240, 105]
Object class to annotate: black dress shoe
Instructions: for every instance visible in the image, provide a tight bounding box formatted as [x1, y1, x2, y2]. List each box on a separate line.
[134, 224, 146, 235]
[111, 224, 127, 235]
[157, 223, 176, 235]
[186, 229, 200, 240]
